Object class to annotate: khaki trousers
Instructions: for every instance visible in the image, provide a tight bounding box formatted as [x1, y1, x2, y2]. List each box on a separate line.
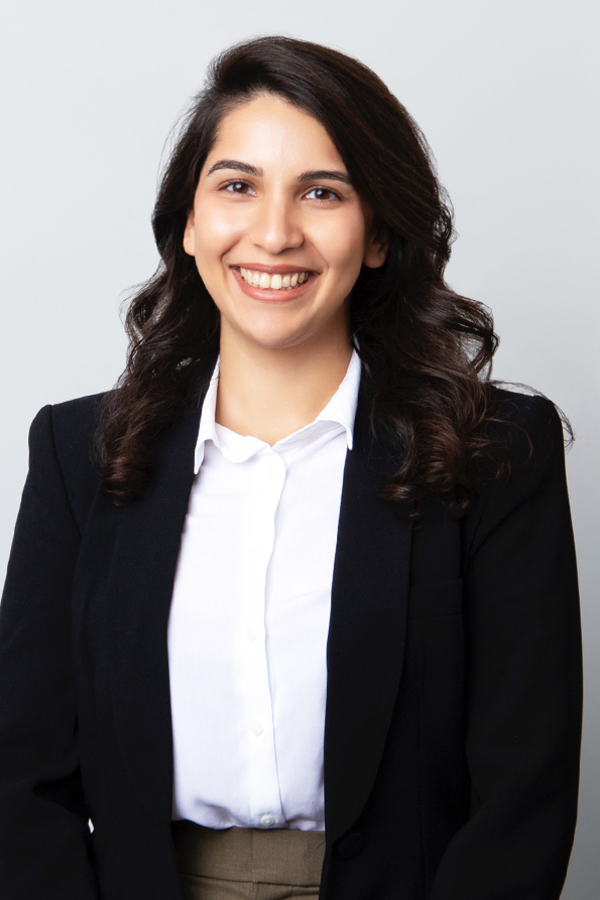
[171, 821, 326, 900]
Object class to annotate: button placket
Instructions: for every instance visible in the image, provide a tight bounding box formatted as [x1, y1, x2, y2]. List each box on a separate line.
[242, 450, 286, 828]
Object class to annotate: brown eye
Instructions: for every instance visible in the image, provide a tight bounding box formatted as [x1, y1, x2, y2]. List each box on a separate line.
[305, 187, 339, 201]
[224, 181, 254, 195]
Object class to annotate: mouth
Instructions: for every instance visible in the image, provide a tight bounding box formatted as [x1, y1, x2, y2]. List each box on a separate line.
[238, 266, 313, 290]
[231, 265, 317, 300]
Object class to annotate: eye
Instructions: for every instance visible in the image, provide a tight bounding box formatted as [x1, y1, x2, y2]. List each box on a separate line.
[222, 180, 255, 195]
[304, 186, 341, 202]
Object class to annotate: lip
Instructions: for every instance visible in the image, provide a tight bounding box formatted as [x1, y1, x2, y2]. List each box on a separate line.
[230, 266, 318, 302]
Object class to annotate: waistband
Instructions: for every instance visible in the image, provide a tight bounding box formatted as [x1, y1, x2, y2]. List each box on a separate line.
[171, 820, 326, 887]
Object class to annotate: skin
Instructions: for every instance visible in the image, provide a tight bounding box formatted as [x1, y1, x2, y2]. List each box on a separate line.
[183, 92, 386, 444]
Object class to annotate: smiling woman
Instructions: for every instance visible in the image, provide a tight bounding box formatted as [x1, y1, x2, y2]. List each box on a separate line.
[0, 35, 582, 900]
[180, 93, 385, 443]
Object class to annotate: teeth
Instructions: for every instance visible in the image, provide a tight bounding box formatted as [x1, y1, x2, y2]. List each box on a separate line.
[238, 268, 311, 290]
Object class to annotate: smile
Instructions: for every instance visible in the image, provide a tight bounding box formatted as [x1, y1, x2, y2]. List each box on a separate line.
[238, 268, 311, 291]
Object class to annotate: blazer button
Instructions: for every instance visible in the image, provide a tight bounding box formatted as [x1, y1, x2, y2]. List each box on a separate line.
[335, 831, 365, 860]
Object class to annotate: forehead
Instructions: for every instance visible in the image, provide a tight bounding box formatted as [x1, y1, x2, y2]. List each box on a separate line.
[203, 93, 346, 174]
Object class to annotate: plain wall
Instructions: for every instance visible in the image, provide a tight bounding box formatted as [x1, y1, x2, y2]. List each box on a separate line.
[1, 0, 598, 895]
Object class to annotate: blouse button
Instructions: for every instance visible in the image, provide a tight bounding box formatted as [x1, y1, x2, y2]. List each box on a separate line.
[250, 721, 264, 736]
[260, 814, 276, 827]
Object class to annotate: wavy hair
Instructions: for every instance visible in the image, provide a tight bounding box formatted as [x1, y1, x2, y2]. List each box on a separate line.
[99, 35, 511, 517]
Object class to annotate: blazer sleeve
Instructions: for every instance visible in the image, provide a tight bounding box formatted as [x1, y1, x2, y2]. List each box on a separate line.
[430, 395, 583, 900]
[0, 406, 98, 899]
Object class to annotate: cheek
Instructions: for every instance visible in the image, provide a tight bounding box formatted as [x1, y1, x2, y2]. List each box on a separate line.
[193, 200, 246, 262]
[314, 213, 367, 273]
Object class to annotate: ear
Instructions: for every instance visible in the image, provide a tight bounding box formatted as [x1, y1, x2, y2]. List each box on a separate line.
[363, 231, 387, 269]
[182, 209, 196, 256]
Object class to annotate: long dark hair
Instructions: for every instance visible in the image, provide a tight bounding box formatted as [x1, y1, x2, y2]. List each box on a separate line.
[99, 35, 509, 516]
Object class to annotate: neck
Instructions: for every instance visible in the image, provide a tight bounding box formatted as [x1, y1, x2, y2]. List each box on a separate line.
[215, 330, 353, 446]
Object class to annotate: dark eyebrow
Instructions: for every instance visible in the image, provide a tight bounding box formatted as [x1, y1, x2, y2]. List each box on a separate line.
[205, 160, 352, 186]
[297, 169, 352, 186]
[205, 159, 263, 177]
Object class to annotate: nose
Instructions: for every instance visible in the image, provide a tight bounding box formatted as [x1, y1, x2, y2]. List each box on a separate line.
[249, 193, 304, 254]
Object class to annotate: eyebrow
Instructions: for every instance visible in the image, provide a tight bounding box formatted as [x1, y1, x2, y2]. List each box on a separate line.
[205, 159, 352, 186]
[298, 169, 352, 185]
[206, 160, 262, 177]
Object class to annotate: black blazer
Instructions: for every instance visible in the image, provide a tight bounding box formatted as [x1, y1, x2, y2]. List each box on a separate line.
[0, 377, 582, 900]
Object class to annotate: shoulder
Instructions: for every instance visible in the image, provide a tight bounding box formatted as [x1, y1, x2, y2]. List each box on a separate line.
[462, 386, 571, 555]
[30, 392, 106, 458]
[485, 385, 566, 470]
[48, 391, 106, 447]
[28, 392, 108, 527]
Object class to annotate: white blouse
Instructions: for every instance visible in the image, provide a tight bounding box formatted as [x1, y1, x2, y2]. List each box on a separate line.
[167, 350, 361, 831]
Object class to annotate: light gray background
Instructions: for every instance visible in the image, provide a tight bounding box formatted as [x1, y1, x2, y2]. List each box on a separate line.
[1, 0, 598, 894]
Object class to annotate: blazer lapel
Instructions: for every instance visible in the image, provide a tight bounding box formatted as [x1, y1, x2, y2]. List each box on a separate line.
[107, 401, 203, 823]
[324, 376, 413, 844]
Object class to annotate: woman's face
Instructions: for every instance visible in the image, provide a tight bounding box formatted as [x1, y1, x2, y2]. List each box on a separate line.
[183, 93, 385, 357]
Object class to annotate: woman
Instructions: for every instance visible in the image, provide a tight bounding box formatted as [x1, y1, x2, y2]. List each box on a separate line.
[0, 35, 582, 900]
